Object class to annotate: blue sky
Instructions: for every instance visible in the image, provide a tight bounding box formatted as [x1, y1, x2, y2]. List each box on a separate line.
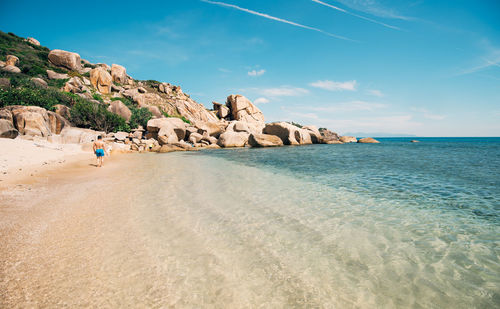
[1, 0, 499, 136]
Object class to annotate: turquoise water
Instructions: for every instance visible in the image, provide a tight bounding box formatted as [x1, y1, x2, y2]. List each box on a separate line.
[190, 137, 500, 307]
[3, 138, 498, 307]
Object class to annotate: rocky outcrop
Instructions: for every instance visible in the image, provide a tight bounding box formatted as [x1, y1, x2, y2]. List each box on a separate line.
[0, 119, 18, 138]
[147, 118, 187, 145]
[339, 136, 357, 143]
[5, 55, 19, 66]
[26, 37, 40, 46]
[63, 77, 89, 94]
[60, 127, 101, 144]
[108, 100, 132, 121]
[47, 70, 69, 80]
[302, 125, 322, 144]
[0, 109, 18, 138]
[0, 106, 69, 138]
[111, 64, 127, 84]
[226, 94, 265, 124]
[358, 137, 380, 143]
[90, 67, 112, 94]
[217, 131, 249, 147]
[319, 128, 340, 144]
[31, 77, 48, 88]
[48, 49, 81, 71]
[263, 122, 300, 145]
[54, 104, 71, 120]
[248, 133, 283, 147]
[213, 101, 229, 119]
[1, 65, 21, 73]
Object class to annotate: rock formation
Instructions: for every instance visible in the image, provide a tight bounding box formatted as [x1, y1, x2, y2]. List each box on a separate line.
[339, 136, 357, 143]
[90, 67, 112, 94]
[111, 64, 127, 84]
[358, 137, 380, 143]
[108, 100, 132, 121]
[48, 49, 81, 71]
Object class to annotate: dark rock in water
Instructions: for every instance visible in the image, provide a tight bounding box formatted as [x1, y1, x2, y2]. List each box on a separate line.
[410, 140, 420, 143]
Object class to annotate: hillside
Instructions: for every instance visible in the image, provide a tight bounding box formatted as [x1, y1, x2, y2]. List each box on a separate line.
[0, 31, 374, 151]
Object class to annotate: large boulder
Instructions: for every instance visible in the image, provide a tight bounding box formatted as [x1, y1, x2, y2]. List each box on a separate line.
[263, 122, 300, 145]
[47, 111, 68, 134]
[319, 128, 340, 144]
[217, 131, 249, 148]
[295, 128, 313, 145]
[339, 136, 357, 143]
[188, 132, 203, 144]
[358, 137, 380, 143]
[107, 100, 132, 121]
[1, 65, 21, 73]
[47, 69, 69, 80]
[5, 55, 19, 66]
[0, 119, 18, 138]
[60, 127, 101, 144]
[111, 64, 127, 84]
[54, 104, 71, 120]
[147, 118, 187, 144]
[26, 37, 40, 46]
[302, 125, 322, 144]
[158, 144, 185, 153]
[10, 106, 51, 137]
[90, 67, 112, 94]
[213, 101, 229, 119]
[226, 94, 265, 123]
[248, 133, 283, 147]
[145, 105, 162, 118]
[194, 121, 224, 137]
[48, 49, 81, 71]
[31, 77, 48, 89]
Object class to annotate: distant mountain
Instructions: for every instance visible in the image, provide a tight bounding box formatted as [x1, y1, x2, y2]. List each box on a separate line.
[342, 132, 417, 137]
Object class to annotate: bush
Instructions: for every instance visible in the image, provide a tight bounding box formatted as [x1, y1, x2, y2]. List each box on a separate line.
[0, 86, 78, 110]
[129, 107, 152, 129]
[70, 99, 130, 133]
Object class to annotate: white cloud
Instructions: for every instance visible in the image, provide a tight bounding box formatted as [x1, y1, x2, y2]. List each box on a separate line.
[248, 69, 266, 76]
[200, 0, 353, 41]
[218, 68, 231, 73]
[367, 89, 384, 97]
[310, 80, 357, 91]
[311, 0, 400, 30]
[335, 0, 412, 20]
[259, 86, 309, 97]
[254, 97, 270, 104]
[310, 100, 387, 112]
[411, 107, 446, 120]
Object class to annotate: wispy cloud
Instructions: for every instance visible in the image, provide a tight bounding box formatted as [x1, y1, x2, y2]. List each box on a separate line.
[411, 107, 445, 120]
[254, 97, 270, 104]
[335, 0, 412, 20]
[367, 89, 384, 97]
[248, 69, 266, 76]
[257, 86, 310, 97]
[310, 100, 387, 112]
[311, 0, 400, 30]
[310, 80, 357, 91]
[200, 0, 354, 41]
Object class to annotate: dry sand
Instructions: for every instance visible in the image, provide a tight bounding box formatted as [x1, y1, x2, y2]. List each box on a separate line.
[0, 137, 97, 189]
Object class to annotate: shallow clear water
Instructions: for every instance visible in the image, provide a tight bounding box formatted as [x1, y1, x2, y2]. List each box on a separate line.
[1, 138, 499, 308]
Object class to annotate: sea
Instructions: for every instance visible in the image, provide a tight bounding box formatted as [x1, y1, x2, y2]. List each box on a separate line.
[173, 137, 500, 308]
[2, 137, 499, 308]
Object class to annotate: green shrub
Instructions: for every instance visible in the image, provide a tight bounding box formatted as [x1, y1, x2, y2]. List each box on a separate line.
[47, 78, 69, 88]
[129, 107, 152, 129]
[70, 99, 130, 133]
[92, 92, 103, 102]
[0, 86, 78, 110]
[161, 111, 191, 124]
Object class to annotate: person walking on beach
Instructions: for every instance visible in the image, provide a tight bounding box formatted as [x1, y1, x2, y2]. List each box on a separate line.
[92, 136, 107, 167]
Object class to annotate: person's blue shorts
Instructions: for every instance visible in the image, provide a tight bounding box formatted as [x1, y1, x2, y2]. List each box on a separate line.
[95, 149, 105, 157]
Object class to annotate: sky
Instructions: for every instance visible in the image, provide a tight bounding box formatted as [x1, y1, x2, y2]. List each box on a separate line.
[1, 0, 499, 136]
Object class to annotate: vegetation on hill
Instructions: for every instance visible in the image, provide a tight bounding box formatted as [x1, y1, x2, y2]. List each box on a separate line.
[0, 30, 132, 133]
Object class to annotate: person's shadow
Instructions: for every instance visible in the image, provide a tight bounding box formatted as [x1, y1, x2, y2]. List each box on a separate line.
[89, 164, 99, 167]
